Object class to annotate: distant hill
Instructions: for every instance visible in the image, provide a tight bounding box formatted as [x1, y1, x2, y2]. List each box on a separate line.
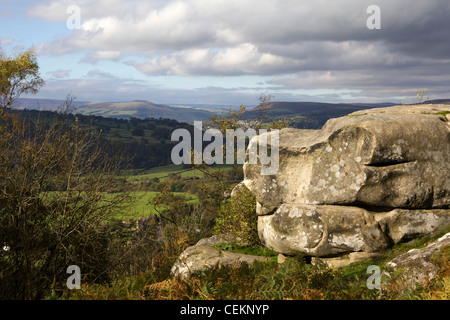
[426, 99, 450, 105]
[15, 97, 449, 130]
[13, 98, 88, 111]
[13, 98, 213, 124]
[77, 100, 212, 123]
[242, 101, 398, 129]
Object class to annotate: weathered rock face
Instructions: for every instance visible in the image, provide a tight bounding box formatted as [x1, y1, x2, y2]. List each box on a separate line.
[171, 235, 269, 278]
[244, 104, 450, 258]
[385, 232, 450, 292]
[258, 204, 449, 257]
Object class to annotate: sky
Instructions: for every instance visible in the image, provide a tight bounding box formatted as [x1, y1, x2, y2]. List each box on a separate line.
[1, 0, 450, 106]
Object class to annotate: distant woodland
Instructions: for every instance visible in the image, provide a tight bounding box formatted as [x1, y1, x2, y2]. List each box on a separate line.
[8, 108, 193, 169]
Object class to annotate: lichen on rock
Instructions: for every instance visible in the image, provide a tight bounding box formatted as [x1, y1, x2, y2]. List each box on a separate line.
[243, 104, 450, 259]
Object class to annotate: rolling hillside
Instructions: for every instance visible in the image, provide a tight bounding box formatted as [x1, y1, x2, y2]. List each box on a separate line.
[13, 98, 212, 124]
[76, 100, 212, 123]
[242, 101, 397, 129]
[14, 98, 450, 131]
[242, 99, 450, 129]
[7, 107, 193, 169]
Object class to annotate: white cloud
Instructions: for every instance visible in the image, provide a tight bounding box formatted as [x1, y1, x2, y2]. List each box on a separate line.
[86, 69, 115, 79]
[26, 0, 138, 22]
[81, 50, 122, 63]
[0, 37, 14, 46]
[127, 43, 299, 76]
[49, 69, 71, 78]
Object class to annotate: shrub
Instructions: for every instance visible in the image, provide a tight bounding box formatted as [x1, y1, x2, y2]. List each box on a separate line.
[213, 184, 260, 246]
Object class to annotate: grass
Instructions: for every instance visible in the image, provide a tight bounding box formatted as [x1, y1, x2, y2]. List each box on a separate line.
[41, 163, 236, 222]
[40, 190, 199, 221]
[124, 165, 200, 182]
[61, 221, 450, 300]
[123, 164, 236, 182]
[109, 191, 199, 221]
[63, 252, 378, 300]
[436, 111, 450, 116]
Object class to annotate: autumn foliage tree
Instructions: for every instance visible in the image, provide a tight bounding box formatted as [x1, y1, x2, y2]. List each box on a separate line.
[0, 49, 132, 299]
[0, 49, 44, 113]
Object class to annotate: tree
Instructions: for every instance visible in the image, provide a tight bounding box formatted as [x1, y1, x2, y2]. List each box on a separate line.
[256, 93, 274, 129]
[213, 185, 259, 246]
[131, 126, 144, 136]
[0, 98, 135, 299]
[0, 50, 137, 299]
[202, 93, 282, 246]
[0, 49, 44, 114]
[150, 183, 215, 259]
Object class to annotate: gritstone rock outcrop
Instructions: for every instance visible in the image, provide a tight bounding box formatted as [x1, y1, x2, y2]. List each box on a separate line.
[243, 104, 450, 258]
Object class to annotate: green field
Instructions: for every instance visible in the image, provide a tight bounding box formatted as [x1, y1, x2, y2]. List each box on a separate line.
[111, 191, 199, 221]
[41, 164, 237, 222]
[41, 190, 198, 221]
[124, 164, 237, 182]
[124, 164, 203, 181]
[115, 164, 238, 220]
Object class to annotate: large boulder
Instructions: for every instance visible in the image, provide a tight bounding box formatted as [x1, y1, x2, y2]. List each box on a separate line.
[258, 204, 449, 257]
[171, 235, 270, 278]
[385, 232, 450, 292]
[244, 104, 450, 258]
